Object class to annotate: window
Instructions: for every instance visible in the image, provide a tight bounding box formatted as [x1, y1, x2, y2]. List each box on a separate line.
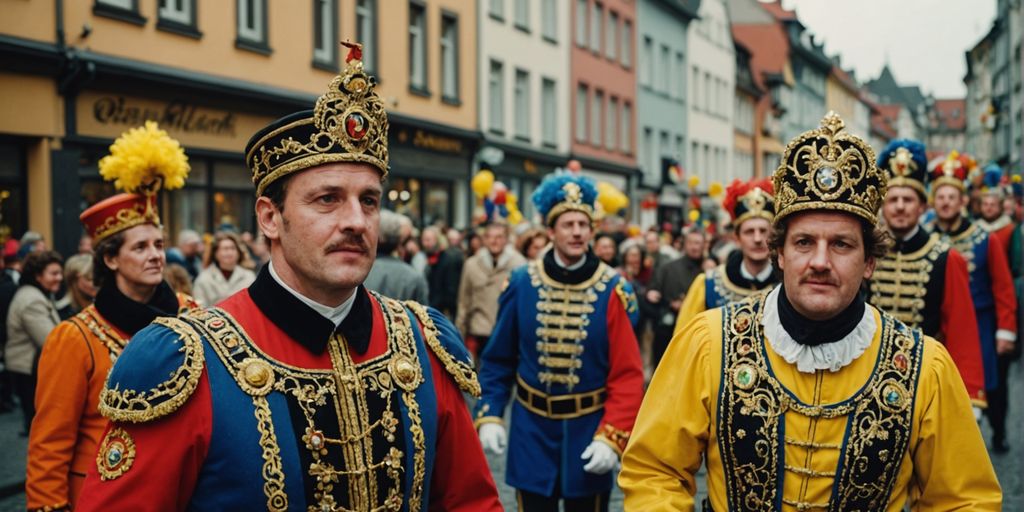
[313, 0, 338, 68]
[704, 72, 711, 112]
[441, 14, 459, 102]
[356, 0, 377, 73]
[409, 2, 427, 93]
[515, 0, 529, 31]
[676, 52, 685, 100]
[607, 97, 618, 150]
[575, 0, 588, 47]
[621, 20, 632, 68]
[606, 11, 618, 60]
[514, 69, 531, 140]
[659, 131, 670, 167]
[676, 135, 684, 164]
[95, 0, 146, 24]
[659, 44, 670, 93]
[591, 2, 602, 53]
[489, 60, 505, 134]
[490, 0, 504, 20]
[98, 0, 134, 8]
[641, 37, 653, 87]
[621, 102, 632, 153]
[691, 141, 700, 176]
[576, 84, 589, 142]
[158, 0, 197, 33]
[691, 66, 699, 110]
[642, 128, 653, 177]
[542, 0, 557, 42]
[592, 90, 603, 146]
[237, 0, 268, 51]
[542, 78, 557, 146]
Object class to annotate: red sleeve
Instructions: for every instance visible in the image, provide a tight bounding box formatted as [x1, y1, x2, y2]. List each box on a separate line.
[941, 250, 987, 406]
[986, 233, 1018, 337]
[76, 370, 212, 512]
[426, 350, 502, 512]
[595, 291, 646, 454]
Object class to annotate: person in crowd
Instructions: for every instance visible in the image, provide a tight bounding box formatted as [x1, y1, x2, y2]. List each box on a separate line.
[77, 234, 93, 256]
[192, 231, 257, 306]
[465, 229, 483, 258]
[516, 227, 550, 261]
[423, 226, 463, 318]
[4, 250, 62, 434]
[931, 150, 1018, 453]
[163, 263, 194, 296]
[476, 173, 643, 512]
[248, 232, 271, 272]
[0, 250, 17, 413]
[869, 139, 987, 412]
[4, 239, 22, 284]
[642, 230, 676, 277]
[977, 163, 1022, 278]
[76, 45, 501, 511]
[674, 179, 779, 334]
[26, 122, 199, 512]
[620, 112, 1002, 510]
[165, 228, 203, 279]
[61, 254, 96, 316]
[455, 221, 525, 359]
[364, 209, 430, 303]
[646, 227, 706, 370]
[594, 234, 619, 267]
[17, 232, 46, 261]
[618, 243, 652, 341]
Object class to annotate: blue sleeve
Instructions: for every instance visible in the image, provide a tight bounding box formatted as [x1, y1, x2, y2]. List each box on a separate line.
[473, 269, 523, 424]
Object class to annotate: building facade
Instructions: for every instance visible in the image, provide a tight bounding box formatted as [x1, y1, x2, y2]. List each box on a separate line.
[635, 0, 699, 229]
[965, 27, 997, 162]
[686, 0, 735, 186]
[732, 42, 760, 181]
[570, 0, 639, 198]
[0, 0, 479, 256]
[927, 99, 967, 158]
[990, 0, 1021, 169]
[479, 0, 571, 222]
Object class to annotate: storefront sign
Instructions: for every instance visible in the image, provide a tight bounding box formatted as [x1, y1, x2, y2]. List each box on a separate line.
[395, 128, 464, 155]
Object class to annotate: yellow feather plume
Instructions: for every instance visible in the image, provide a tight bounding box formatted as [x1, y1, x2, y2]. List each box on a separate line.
[98, 121, 190, 193]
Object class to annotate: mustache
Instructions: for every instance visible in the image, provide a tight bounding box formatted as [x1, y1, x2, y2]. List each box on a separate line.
[800, 271, 837, 286]
[325, 235, 368, 253]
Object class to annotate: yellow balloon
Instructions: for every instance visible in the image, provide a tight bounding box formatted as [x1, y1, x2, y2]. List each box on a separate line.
[709, 181, 724, 198]
[688, 209, 700, 222]
[688, 176, 700, 189]
[472, 170, 495, 198]
[508, 210, 523, 225]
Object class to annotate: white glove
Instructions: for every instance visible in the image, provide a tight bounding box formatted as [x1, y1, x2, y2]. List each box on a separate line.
[478, 423, 507, 455]
[973, 405, 983, 422]
[581, 440, 619, 474]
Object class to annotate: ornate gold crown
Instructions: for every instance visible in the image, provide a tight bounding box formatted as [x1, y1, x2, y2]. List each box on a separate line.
[246, 42, 389, 196]
[772, 112, 886, 226]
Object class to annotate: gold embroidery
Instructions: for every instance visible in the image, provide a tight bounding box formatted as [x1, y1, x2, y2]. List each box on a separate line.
[74, 306, 129, 361]
[869, 234, 944, 329]
[98, 316, 205, 423]
[404, 301, 481, 397]
[535, 342, 585, 355]
[252, 395, 289, 511]
[96, 427, 136, 481]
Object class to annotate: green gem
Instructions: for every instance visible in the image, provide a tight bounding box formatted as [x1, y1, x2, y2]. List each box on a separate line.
[107, 448, 122, 465]
[886, 390, 899, 404]
[738, 369, 752, 386]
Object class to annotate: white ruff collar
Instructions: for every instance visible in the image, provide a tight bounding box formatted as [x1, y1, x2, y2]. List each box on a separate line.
[761, 286, 876, 373]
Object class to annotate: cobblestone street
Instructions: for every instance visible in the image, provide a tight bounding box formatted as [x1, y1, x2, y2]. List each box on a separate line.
[0, 361, 1021, 510]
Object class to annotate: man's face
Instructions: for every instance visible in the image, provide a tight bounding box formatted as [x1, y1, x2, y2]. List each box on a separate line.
[683, 232, 704, 260]
[421, 229, 439, 253]
[482, 225, 508, 257]
[547, 211, 592, 263]
[1004, 197, 1019, 219]
[447, 228, 462, 248]
[777, 212, 874, 321]
[980, 195, 1003, 221]
[594, 236, 617, 263]
[882, 186, 925, 235]
[932, 185, 966, 223]
[644, 232, 660, 255]
[258, 163, 381, 302]
[736, 217, 770, 263]
[107, 224, 166, 289]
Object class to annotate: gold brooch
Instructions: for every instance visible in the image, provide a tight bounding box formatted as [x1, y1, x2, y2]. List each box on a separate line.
[389, 355, 422, 392]
[238, 358, 275, 396]
[97, 427, 136, 481]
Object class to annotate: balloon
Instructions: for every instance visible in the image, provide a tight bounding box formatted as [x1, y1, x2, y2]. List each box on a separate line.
[688, 176, 700, 189]
[494, 189, 507, 205]
[507, 192, 518, 208]
[709, 181, 723, 198]
[508, 210, 523, 225]
[483, 198, 495, 219]
[472, 170, 495, 198]
[688, 209, 700, 222]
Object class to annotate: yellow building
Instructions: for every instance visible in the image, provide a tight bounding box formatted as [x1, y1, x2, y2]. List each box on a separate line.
[0, 0, 477, 255]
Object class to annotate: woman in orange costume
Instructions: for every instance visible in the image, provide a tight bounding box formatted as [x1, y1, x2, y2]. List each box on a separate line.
[25, 123, 196, 511]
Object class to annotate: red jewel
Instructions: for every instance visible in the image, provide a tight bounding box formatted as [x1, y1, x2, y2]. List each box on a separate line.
[209, 319, 225, 329]
[894, 353, 908, 372]
[345, 113, 368, 140]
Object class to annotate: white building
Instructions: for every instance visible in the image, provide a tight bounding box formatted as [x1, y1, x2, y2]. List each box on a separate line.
[686, 0, 736, 187]
[478, 0, 571, 219]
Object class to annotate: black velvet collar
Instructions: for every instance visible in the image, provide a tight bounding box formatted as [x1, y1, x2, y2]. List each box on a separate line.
[892, 227, 928, 254]
[247, 265, 373, 355]
[776, 285, 865, 347]
[935, 217, 971, 237]
[94, 281, 180, 336]
[542, 248, 601, 285]
[724, 250, 776, 290]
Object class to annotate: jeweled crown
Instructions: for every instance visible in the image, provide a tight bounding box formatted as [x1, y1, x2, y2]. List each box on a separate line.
[246, 42, 389, 196]
[772, 112, 886, 225]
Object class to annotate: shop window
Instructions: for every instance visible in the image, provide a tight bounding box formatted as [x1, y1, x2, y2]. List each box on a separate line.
[0, 143, 27, 244]
[157, 0, 201, 38]
[94, 0, 146, 25]
[237, 0, 270, 54]
[384, 178, 452, 228]
[212, 161, 255, 234]
[313, 0, 339, 70]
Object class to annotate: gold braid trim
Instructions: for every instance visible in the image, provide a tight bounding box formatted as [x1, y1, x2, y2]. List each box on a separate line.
[28, 503, 69, 512]
[594, 423, 630, 455]
[253, 394, 289, 512]
[404, 301, 482, 397]
[98, 317, 205, 423]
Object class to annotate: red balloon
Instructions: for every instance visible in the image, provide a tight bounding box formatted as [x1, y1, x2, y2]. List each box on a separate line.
[494, 189, 507, 205]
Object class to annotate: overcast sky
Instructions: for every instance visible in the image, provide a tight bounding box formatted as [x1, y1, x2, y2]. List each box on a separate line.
[780, 0, 997, 99]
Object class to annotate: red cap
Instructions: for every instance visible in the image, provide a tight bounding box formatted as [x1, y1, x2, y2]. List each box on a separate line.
[79, 192, 161, 243]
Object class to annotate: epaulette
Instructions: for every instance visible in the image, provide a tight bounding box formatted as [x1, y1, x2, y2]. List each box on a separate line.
[98, 316, 205, 423]
[404, 301, 481, 397]
[612, 274, 639, 316]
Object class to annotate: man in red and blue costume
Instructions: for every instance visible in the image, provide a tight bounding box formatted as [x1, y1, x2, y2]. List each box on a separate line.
[931, 151, 1018, 451]
[474, 172, 645, 511]
[76, 43, 502, 511]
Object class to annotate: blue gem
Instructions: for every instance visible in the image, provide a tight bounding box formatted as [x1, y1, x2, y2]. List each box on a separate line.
[817, 167, 838, 190]
[886, 390, 899, 405]
[107, 447, 122, 466]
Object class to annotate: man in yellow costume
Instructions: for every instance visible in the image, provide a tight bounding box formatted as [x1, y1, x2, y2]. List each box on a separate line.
[673, 178, 779, 335]
[619, 112, 1001, 511]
